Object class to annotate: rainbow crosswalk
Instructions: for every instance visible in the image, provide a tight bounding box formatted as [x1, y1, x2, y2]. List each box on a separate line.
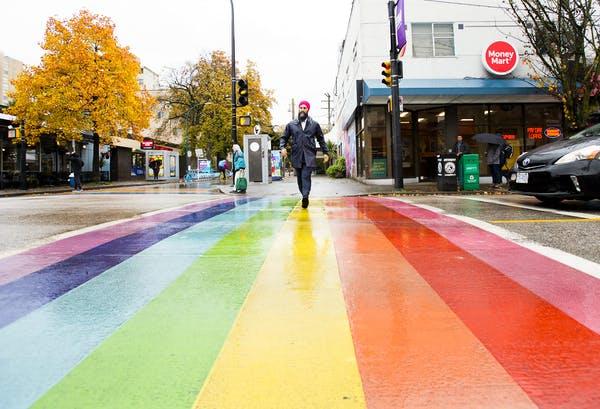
[1, 197, 600, 408]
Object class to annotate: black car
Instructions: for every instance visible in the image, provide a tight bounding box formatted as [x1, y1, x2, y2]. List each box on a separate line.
[509, 124, 600, 203]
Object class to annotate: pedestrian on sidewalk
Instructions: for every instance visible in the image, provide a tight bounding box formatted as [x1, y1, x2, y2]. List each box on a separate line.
[68, 152, 84, 192]
[452, 135, 470, 156]
[232, 144, 247, 193]
[280, 100, 329, 208]
[149, 158, 161, 181]
[486, 143, 503, 188]
[218, 158, 230, 182]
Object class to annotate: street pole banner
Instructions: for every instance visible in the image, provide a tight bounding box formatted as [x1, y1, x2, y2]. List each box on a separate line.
[395, 0, 407, 56]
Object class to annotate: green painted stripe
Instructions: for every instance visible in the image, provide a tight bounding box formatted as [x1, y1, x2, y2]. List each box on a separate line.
[33, 199, 296, 409]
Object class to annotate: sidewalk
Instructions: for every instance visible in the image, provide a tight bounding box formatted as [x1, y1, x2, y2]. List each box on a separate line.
[0, 175, 510, 198]
[218, 175, 509, 198]
[0, 179, 182, 198]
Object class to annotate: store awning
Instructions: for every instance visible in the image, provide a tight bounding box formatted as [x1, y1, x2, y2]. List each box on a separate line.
[362, 78, 559, 105]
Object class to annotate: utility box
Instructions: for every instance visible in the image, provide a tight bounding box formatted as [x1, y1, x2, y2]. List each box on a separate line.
[243, 134, 271, 184]
[459, 154, 480, 191]
[436, 153, 458, 191]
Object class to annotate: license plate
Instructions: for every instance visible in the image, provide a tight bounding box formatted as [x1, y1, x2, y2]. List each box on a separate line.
[516, 172, 529, 184]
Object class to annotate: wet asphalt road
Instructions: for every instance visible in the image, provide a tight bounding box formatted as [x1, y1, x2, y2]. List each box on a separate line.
[401, 195, 600, 264]
[1, 182, 600, 408]
[1, 180, 598, 264]
[0, 187, 218, 257]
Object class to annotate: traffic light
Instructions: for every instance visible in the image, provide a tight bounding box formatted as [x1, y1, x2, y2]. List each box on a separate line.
[237, 79, 249, 106]
[381, 61, 392, 87]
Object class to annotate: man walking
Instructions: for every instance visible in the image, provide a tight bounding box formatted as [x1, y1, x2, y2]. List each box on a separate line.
[69, 152, 84, 192]
[280, 100, 329, 208]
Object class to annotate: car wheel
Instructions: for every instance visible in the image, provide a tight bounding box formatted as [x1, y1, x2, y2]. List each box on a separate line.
[535, 196, 564, 205]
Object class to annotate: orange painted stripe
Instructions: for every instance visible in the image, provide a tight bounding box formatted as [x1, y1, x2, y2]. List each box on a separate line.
[326, 199, 536, 408]
[363, 197, 600, 408]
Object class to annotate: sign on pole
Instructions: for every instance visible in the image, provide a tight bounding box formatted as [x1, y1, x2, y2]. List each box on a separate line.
[395, 0, 407, 56]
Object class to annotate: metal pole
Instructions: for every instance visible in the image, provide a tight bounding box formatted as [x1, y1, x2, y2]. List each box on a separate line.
[229, 0, 237, 185]
[19, 123, 27, 190]
[230, 0, 237, 146]
[388, 0, 404, 189]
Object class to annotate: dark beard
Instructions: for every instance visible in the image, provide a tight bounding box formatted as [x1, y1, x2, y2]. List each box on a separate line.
[298, 112, 308, 121]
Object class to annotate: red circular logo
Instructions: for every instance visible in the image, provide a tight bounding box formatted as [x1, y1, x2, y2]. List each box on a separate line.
[482, 41, 519, 75]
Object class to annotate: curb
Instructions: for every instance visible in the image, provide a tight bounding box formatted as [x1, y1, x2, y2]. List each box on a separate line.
[0, 181, 178, 198]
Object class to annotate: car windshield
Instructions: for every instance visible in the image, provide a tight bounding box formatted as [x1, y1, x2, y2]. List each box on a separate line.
[569, 123, 600, 139]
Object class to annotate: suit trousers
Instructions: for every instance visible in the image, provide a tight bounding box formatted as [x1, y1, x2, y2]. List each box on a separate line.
[295, 166, 313, 199]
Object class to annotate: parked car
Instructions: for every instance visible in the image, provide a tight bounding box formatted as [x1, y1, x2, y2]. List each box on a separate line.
[509, 124, 600, 203]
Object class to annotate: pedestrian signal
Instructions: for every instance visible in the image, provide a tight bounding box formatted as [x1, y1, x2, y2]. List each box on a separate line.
[237, 79, 249, 106]
[381, 61, 392, 87]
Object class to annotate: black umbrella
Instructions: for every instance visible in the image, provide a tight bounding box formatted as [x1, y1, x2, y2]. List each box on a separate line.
[473, 133, 505, 145]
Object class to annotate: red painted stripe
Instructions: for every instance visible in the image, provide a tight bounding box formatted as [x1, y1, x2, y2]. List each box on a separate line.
[327, 199, 536, 408]
[375, 197, 600, 335]
[0, 198, 233, 286]
[357, 197, 600, 408]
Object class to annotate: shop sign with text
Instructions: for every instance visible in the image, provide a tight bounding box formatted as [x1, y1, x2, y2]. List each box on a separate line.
[482, 41, 519, 76]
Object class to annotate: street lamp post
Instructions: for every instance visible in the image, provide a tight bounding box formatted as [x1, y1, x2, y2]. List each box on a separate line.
[230, 0, 237, 147]
[19, 123, 27, 190]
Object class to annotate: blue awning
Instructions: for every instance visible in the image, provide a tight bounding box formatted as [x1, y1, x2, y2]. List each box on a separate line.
[363, 78, 557, 105]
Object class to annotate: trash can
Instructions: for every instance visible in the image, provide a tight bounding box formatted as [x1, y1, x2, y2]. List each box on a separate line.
[68, 172, 75, 189]
[436, 153, 458, 191]
[459, 154, 480, 191]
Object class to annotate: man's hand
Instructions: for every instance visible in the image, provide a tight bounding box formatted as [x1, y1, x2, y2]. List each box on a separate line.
[281, 148, 287, 158]
[323, 153, 330, 163]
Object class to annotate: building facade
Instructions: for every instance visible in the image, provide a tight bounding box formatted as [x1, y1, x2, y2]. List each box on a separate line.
[0, 52, 24, 108]
[0, 64, 183, 188]
[332, 0, 561, 182]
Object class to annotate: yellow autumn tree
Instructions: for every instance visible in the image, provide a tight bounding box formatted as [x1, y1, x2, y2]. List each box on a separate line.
[237, 60, 276, 138]
[160, 51, 275, 161]
[8, 10, 154, 179]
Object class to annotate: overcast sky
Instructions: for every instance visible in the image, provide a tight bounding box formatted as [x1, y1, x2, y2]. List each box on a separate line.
[1, 0, 353, 126]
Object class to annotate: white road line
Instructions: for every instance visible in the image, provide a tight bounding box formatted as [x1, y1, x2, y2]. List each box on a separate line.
[388, 197, 600, 279]
[455, 196, 599, 219]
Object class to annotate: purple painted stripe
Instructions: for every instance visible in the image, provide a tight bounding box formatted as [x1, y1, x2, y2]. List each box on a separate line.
[0, 198, 251, 329]
[374, 197, 600, 335]
[0, 198, 233, 286]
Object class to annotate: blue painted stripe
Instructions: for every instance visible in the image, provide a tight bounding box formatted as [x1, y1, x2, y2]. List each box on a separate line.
[0, 198, 253, 329]
[0, 198, 270, 409]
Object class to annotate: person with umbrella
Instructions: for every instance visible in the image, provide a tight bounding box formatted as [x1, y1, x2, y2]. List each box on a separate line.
[473, 133, 505, 188]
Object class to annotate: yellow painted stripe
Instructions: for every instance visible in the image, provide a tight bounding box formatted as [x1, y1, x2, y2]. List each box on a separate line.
[192, 201, 366, 408]
[491, 218, 600, 224]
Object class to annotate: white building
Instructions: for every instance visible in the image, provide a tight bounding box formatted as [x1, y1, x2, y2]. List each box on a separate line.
[0, 52, 24, 108]
[333, 0, 560, 182]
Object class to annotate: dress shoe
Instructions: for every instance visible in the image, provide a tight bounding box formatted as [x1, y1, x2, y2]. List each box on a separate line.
[301, 197, 309, 208]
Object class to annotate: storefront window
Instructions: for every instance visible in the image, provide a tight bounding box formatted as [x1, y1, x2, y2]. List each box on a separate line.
[457, 105, 488, 174]
[81, 143, 93, 172]
[365, 106, 388, 178]
[490, 103, 524, 171]
[417, 108, 445, 179]
[131, 152, 145, 176]
[1, 139, 17, 171]
[25, 146, 40, 172]
[400, 111, 415, 177]
[524, 104, 562, 151]
[169, 155, 176, 177]
[148, 153, 164, 177]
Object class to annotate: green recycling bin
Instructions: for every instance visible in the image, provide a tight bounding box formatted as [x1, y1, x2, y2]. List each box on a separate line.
[459, 154, 480, 191]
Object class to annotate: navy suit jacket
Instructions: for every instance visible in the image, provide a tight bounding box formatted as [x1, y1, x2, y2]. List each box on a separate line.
[280, 117, 328, 168]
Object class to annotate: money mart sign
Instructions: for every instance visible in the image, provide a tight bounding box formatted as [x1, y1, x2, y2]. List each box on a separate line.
[482, 41, 519, 76]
